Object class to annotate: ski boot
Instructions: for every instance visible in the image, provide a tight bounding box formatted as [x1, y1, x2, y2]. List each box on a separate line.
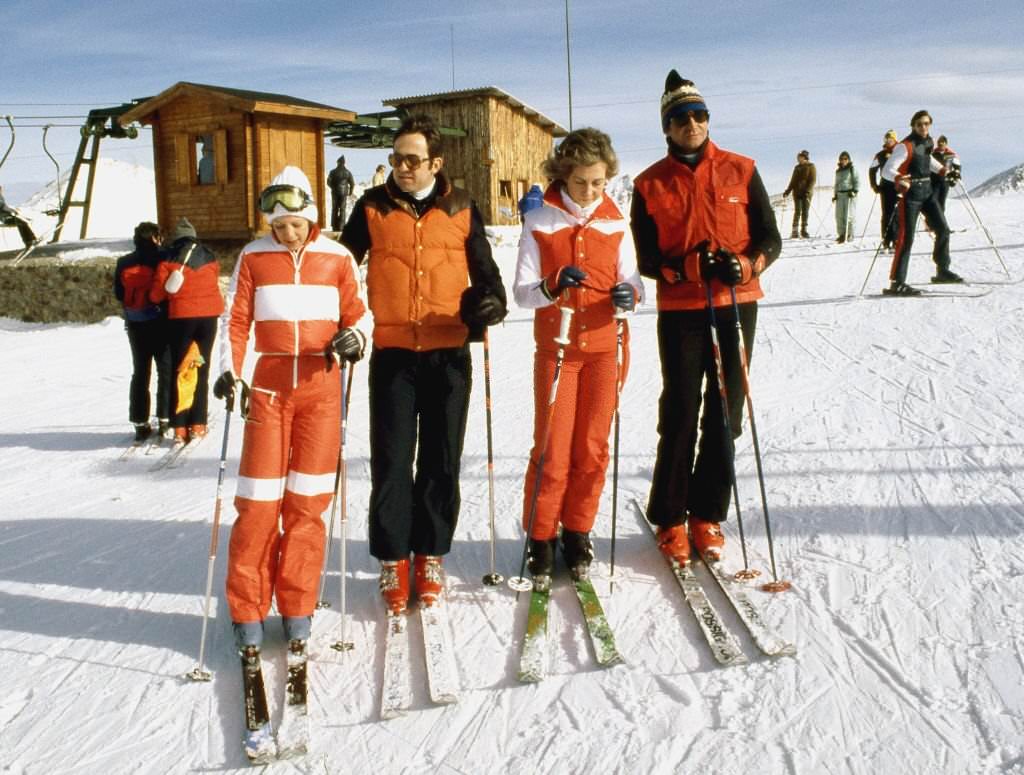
[656, 523, 690, 564]
[932, 268, 964, 284]
[527, 538, 556, 591]
[379, 559, 410, 614]
[132, 422, 152, 445]
[234, 622, 274, 763]
[413, 555, 444, 607]
[277, 636, 309, 759]
[689, 517, 725, 561]
[882, 281, 922, 297]
[560, 530, 594, 581]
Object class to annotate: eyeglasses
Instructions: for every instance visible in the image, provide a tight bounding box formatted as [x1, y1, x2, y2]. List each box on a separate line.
[671, 109, 710, 125]
[388, 153, 433, 170]
[258, 184, 313, 214]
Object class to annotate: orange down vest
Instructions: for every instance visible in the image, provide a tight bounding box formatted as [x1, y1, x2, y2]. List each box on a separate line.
[633, 141, 766, 310]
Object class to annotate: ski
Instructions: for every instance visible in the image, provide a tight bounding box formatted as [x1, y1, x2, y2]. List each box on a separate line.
[117, 441, 144, 461]
[276, 639, 310, 759]
[420, 601, 460, 705]
[633, 499, 747, 667]
[698, 554, 796, 658]
[571, 575, 623, 667]
[876, 287, 992, 299]
[240, 645, 276, 764]
[150, 439, 188, 470]
[517, 583, 550, 683]
[380, 612, 412, 720]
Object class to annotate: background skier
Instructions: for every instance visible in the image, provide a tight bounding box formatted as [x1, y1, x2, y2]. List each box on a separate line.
[932, 134, 961, 212]
[327, 155, 355, 231]
[869, 130, 899, 250]
[832, 151, 859, 243]
[113, 221, 171, 442]
[782, 150, 815, 238]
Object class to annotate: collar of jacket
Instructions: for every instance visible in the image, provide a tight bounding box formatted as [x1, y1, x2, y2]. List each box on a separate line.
[378, 171, 470, 219]
[666, 136, 711, 168]
[541, 181, 621, 221]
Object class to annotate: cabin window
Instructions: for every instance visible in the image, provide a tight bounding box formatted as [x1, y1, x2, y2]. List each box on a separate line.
[196, 135, 215, 185]
[498, 180, 513, 198]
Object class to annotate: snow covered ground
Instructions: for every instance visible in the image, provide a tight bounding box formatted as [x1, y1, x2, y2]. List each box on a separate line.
[1, 181, 1023, 774]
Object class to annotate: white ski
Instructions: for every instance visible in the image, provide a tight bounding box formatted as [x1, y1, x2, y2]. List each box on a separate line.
[380, 612, 412, 719]
[420, 601, 460, 704]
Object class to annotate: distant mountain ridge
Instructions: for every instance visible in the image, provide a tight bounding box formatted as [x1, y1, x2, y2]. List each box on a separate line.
[969, 163, 1024, 197]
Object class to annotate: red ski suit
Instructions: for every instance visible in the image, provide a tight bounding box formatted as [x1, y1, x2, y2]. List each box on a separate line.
[220, 227, 366, 623]
[513, 185, 643, 540]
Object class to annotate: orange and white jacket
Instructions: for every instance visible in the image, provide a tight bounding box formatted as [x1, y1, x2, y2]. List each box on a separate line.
[219, 226, 368, 385]
[514, 184, 643, 356]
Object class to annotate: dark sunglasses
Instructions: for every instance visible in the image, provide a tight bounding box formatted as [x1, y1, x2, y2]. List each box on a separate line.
[258, 184, 313, 214]
[672, 109, 710, 125]
[388, 153, 433, 170]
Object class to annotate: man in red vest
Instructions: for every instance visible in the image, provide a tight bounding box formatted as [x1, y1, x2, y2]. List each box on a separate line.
[630, 70, 781, 564]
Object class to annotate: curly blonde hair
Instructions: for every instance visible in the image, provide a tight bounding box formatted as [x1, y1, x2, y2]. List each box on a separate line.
[541, 127, 619, 182]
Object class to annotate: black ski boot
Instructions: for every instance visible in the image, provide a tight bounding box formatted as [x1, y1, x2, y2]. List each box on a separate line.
[932, 268, 964, 284]
[527, 538, 556, 591]
[560, 530, 594, 581]
[883, 281, 922, 297]
[132, 422, 152, 444]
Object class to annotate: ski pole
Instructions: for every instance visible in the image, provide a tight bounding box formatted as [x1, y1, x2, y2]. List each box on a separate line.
[331, 361, 355, 653]
[858, 193, 902, 296]
[702, 282, 750, 574]
[728, 286, 791, 592]
[609, 306, 627, 595]
[955, 180, 1012, 278]
[186, 391, 235, 682]
[858, 192, 877, 242]
[480, 329, 504, 586]
[810, 197, 829, 239]
[508, 305, 574, 595]
[317, 361, 355, 608]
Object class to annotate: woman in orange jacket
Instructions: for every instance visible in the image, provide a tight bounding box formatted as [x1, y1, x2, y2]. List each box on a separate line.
[513, 127, 643, 583]
[149, 218, 224, 442]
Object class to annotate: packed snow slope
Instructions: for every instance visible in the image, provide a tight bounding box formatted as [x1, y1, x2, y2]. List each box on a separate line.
[1, 190, 1023, 775]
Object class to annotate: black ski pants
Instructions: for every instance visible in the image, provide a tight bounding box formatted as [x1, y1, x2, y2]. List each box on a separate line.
[125, 318, 171, 425]
[646, 303, 757, 527]
[330, 192, 348, 232]
[889, 184, 950, 285]
[368, 345, 472, 560]
[167, 316, 217, 429]
[879, 182, 898, 246]
[791, 194, 811, 235]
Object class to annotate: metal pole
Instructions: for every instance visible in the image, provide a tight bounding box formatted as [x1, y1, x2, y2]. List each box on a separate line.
[609, 308, 627, 594]
[564, 0, 573, 130]
[317, 362, 355, 609]
[186, 394, 235, 681]
[332, 362, 355, 652]
[858, 192, 877, 242]
[481, 329, 504, 586]
[858, 194, 903, 296]
[508, 306, 574, 594]
[728, 287, 791, 592]
[955, 180, 1012, 278]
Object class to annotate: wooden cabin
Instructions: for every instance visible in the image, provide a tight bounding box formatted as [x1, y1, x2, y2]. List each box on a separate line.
[382, 87, 567, 225]
[118, 82, 355, 239]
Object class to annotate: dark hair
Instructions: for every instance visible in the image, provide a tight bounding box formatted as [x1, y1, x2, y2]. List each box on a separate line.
[910, 109, 932, 126]
[542, 127, 619, 181]
[133, 221, 160, 246]
[838, 151, 850, 161]
[395, 114, 443, 159]
[937, 135, 948, 145]
[798, 150, 810, 160]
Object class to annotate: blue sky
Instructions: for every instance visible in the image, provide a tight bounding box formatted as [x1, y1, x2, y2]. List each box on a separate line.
[2, 0, 1023, 200]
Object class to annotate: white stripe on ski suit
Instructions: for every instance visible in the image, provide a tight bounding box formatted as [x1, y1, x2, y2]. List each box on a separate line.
[236, 469, 336, 501]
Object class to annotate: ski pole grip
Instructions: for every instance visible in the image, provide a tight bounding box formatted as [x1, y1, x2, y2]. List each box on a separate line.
[554, 306, 574, 346]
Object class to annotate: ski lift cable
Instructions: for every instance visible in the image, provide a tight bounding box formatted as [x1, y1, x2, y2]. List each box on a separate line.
[1, 115, 14, 172]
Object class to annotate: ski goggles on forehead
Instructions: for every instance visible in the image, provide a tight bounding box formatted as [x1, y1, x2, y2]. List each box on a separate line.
[258, 184, 314, 214]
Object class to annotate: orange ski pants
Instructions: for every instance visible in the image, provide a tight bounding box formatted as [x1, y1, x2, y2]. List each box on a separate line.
[226, 355, 340, 623]
[522, 346, 629, 540]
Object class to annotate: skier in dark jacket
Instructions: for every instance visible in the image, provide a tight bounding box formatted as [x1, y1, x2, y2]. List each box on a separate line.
[931, 135, 961, 212]
[517, 183, 544, 220]
[881, 110, 961, 295]
[113, 221, 172, 442]
[868, 130, 899, 250]
[781, 151, 816, 238]
[630, 70, 781, 564]
[327, 155, 356, 231]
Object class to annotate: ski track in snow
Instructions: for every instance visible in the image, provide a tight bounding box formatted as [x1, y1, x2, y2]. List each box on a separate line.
[2, 192, 1024, 773]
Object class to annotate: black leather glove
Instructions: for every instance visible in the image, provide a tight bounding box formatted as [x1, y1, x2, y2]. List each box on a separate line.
[213, 371, 236, 400]
[700, 247, 744, 286]
[946, 167, 961, 184]
[542, 265, 587, 299]
[609, 282, 636, 311]
[460, 286, 507, 328]
[328, 327, 366, 363]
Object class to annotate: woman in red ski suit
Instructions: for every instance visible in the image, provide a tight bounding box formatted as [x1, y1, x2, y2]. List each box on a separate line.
[513, 127, 643, 582]
[217, 166, 368, 648]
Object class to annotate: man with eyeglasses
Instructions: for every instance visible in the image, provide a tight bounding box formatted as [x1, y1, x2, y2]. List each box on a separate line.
[341, 114, 507, 615]
[881, 109, 962, 296]
[630, 70, 780, 566]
